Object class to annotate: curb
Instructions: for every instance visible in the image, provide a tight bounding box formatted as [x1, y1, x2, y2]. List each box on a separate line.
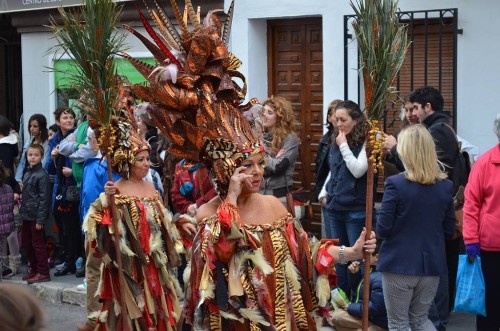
[4, 278, 86, 307]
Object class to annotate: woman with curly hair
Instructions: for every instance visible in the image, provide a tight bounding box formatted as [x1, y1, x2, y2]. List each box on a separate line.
[259, 96, 299, 202]
[323, 100, 369, 294]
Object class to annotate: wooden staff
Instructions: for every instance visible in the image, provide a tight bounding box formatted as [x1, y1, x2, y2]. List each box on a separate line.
[362, 144, 374, 331]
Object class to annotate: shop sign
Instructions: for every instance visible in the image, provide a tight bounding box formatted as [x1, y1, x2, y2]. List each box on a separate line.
[0, 0, 128, 14]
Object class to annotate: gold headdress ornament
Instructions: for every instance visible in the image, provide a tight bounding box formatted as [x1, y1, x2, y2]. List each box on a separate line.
[123, 0, 260, 197]
[93, 105, 151, 179]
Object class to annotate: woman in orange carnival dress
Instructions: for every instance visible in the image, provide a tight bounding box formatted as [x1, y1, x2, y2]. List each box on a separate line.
[120, 2, 376, 329]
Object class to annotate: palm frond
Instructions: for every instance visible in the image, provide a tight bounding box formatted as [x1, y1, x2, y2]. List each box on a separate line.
[49, 0, 126, 125]
[350, 0, 410, 121]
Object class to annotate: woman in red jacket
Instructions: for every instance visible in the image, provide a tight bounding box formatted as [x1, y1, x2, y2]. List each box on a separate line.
[463, 113, 500, 331]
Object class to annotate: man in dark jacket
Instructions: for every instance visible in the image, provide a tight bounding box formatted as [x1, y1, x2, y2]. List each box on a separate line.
[410, 86, 460, 331]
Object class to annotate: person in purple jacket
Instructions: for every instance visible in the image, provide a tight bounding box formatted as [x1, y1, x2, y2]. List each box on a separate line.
[0, 162, 15, 280]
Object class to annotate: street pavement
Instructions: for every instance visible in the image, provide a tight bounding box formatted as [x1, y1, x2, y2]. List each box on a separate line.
[5, 264, 476, 330]
[43, 299, 86, 331]
[4, 263, 86, 306]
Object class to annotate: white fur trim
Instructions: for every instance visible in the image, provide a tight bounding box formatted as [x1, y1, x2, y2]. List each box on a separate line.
[284, 258, 302, 291]
[98, 310, 109, 323]
[239, 308, 270, 326]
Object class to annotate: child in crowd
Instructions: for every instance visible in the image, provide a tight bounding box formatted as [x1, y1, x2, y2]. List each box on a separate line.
[48, 124, 59, 140]
[20, 143, 51, 284]
[331, 240, 387, 331]
[0, 163, 15, 280]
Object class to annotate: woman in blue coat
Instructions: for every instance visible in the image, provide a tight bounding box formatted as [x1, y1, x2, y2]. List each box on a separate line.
[377, 124, 455, 331]
[44, 107, 81, 277]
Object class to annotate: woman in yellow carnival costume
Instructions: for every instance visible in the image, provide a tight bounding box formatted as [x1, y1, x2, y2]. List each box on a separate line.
[83, 127, 193, 330]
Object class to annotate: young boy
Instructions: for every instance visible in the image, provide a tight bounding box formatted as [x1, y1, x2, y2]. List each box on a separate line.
[20, 143, 51, 283]
[331, 240, 387, 331]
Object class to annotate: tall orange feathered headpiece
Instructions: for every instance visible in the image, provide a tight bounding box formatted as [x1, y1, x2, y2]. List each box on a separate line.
[123, 0, 260, 196]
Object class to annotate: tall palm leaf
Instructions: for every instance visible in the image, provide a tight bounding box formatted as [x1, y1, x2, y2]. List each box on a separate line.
[49, 0, 126, 129]
[350, 1, 410, 330]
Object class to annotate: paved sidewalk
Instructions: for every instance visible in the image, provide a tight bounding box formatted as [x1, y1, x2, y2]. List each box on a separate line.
[3, 265, 476, 330]
[4, 265, 86, 307]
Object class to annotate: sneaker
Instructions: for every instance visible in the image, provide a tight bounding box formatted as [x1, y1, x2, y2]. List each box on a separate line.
[75, 257, 83, 270]
[2, 267, 14, 278]
[76, 279, 87, 291]
[55, 262, 65, 271]
[27, 273, 51, 284]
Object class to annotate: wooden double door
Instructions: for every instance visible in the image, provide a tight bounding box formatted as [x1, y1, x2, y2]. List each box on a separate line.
[267, 17, 324, 235]
[267, 18, 323, 193]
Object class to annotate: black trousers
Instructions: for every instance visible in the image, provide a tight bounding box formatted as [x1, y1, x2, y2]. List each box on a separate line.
[477, 250, 500, 331]
[446, 237, 460, 311]
[57, 201, 83, 266]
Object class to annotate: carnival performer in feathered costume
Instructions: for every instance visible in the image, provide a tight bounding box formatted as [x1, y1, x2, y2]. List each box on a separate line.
[82, 116, 186, 331]
[50, 0, 187, 329]
[123, 1, 377, 329]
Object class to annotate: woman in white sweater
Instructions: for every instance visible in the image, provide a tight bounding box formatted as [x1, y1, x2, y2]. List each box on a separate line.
[319, 100, 369, 294]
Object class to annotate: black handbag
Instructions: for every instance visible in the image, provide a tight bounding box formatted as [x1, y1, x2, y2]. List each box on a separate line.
[65, 185, 80, 202]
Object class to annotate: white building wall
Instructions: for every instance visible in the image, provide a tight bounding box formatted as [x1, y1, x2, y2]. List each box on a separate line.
[20, 28, 151, 139]
[229, 0, 500, 155]
[21, 31, 55, 132]
[19, 1, 500, 154]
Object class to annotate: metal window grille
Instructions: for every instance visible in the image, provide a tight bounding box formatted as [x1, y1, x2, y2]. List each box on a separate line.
[344, 8, 461, 131]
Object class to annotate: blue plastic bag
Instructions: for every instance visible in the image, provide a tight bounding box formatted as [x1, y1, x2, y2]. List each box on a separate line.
[454, 255, 486, 316]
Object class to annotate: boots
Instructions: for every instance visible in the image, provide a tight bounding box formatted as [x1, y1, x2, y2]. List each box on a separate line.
[1, 255, 13, 278]
[8, 254, 22, 276]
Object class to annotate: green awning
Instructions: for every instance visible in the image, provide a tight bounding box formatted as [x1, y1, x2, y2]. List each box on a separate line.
[54, 57, 157, 89]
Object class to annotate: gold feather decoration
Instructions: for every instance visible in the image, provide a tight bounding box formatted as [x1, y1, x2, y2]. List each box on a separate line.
[141, 0, 178, 51]
[152, 0, 185, 52]
[185, 0, 201, 32]
[151, 10, 180, 51]
[239, 249, 274, 276]
[315, 274, 331, 307]
[219, 310, 243, 323]
[222, 0, 235, 46]
[168, 0, 190, 39]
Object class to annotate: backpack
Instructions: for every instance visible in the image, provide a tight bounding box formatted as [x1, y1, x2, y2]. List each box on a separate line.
[445, 124, 471, 197]
[444, 124, 471, 239]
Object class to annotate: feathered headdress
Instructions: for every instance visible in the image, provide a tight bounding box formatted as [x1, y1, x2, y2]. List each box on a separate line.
[123, 0, 260, 196]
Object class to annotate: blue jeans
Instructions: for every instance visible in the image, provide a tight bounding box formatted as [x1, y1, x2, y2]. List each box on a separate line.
[321, 207, 331, 239]
[324, 209, 366, 294]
